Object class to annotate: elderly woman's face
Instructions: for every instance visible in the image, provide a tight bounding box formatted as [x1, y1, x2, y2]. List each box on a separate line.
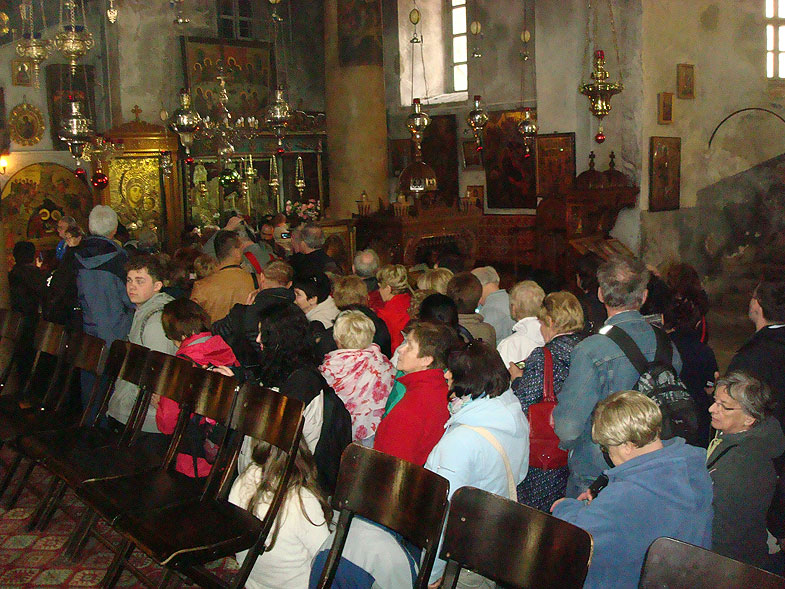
[709, 385, 756, 434]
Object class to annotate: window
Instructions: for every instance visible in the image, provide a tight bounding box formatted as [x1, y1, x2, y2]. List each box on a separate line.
[766, 0, 785, 78]
[450, 0, 468, 92]
[218, 0, 256, 41]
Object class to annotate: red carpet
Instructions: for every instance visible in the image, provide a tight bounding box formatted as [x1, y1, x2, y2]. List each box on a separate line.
[0, 449, 239, 587]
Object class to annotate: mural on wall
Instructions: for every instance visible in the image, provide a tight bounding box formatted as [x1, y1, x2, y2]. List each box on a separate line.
[0, 163, 92, 255]
[45, 64, 96, 150]
[337, 0, 382, 66]
[649, 136, 681, 211]
[483, 110, 537, 213]
[421, 114, 458, 207]
[106, 157, 162, 236]
[181, 36, 275, 122]
[0, 89, 9, 154]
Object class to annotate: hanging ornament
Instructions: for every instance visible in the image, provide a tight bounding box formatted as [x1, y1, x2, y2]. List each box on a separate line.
[54, 0, 95, 76]
[269, 0, 283, 23]
[517, 108, 538, 157]
[185, 155, 194, 166]
[58, 96, 95, 161]
[91, 168, 108, 190]
[295, 156, 306, 199]
[268, 156, 280, 200]
[172, 0, 189, 25]
[74, 166, 86, 180]
[579, 0, 624, 143]
[15, 0, 52, 89]
[399, 99, 438, 197]
[467, 95, 489, 151]
[409, 7, 421, 43]
[219, 166, 242, 188]
[159, 151, 173, 177]
[106, 0, 117, 23]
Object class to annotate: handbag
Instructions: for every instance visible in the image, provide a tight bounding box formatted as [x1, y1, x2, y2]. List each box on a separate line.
[460, 425, 517, 500]
[528, 347, 569, 469]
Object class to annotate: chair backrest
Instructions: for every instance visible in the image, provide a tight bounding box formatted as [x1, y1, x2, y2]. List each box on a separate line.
[639, 537, 785, 589]
[22, 320, 69, 406]
[438, 486, 593, 589]
[51, 330, 107, 412]
[316, 444, 451, 589]
[91, 341, 151, 432]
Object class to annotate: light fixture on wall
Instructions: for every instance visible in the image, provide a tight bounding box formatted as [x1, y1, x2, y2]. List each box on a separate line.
[106, 0, 117, 24]
[0, 154, 9, 176]
[579, 0, 623, 144]
[16, 0, 52, 88]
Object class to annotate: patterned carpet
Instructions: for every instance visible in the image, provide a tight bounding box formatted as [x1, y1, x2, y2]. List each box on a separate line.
[0, 449, 239, 587]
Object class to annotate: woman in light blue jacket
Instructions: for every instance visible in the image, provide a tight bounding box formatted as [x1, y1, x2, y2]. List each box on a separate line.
[424, 340, 529, 587]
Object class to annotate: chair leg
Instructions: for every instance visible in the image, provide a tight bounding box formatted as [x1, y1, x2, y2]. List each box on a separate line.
[5, 458, 35, 509]
[101, 538, 133, 589]
[25, 476, 61, 531]
[64, 510, 98, 561]
[157, 568, 174, 589]
[0, 453, 23, 500]
[36, 478, 67, 531]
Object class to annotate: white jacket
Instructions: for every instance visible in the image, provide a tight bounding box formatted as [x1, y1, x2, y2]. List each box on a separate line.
[496, 316, 545, 367]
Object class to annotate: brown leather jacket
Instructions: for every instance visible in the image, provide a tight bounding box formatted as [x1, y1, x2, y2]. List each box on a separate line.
[190, 264, 256, 324]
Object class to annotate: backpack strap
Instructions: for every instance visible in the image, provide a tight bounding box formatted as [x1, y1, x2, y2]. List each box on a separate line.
[603, 326, 649, 376]
[542, 347, 555, 403]
[243, 251, 263, 274]
[460, 425, 517, 500]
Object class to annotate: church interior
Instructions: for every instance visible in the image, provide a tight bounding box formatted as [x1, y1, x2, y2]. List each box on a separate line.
[0, 0, 782, 586]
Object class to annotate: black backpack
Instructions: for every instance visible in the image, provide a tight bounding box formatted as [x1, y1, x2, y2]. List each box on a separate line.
[604, 326, 701, 445]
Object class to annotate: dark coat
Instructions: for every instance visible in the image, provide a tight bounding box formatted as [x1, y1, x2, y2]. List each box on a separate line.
[288, 249, 337, 279]
[9, 263, 46, 317]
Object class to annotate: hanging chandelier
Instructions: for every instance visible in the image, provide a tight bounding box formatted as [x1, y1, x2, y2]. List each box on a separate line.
[54, 0, 95, 76]
[265, 86, 291, 153]
[399, 99, 438, 197]
[467, 95, 488, 151]
[58, 95, 95, 162]
[579, 0, 623, 143]
[516, 8, 537, 156]
[169, 89, 202, 155]
[15, 0, 52, 89]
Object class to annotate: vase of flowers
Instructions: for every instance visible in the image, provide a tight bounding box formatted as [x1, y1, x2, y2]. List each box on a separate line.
[285, 198, 321, 223]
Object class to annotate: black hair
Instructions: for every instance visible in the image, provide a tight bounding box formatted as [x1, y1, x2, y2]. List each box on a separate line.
[214, 229, 240, 261]
[12, 241, 35, 265]
[419, 293, 459, 330]
[256, 302, 318, 388]
[448, 340, 510, 400]
[755, 278, 785, 323]
[292, 273, 331, 304]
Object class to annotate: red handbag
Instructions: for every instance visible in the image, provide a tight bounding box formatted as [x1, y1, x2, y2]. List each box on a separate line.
[528, 347, 569, 469]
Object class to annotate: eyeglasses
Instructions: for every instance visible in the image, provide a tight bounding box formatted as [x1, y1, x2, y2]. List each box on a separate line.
[711, 400, 742, 412]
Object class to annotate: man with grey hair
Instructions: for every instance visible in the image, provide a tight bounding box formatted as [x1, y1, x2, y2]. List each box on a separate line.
[353, 248, 380, 294]
[288, 221, 337, 278]
[553, 254, 682, 497]
[472, 265, 515, 340]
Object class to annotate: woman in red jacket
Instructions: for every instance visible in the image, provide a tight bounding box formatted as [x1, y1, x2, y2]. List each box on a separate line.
[373, 321, 458, 465]
[160, 298, 239, 477]
[375, 264, 412, 353]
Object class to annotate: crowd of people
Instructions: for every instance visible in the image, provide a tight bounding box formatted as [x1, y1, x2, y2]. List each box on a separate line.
[6, 203, 785, 588]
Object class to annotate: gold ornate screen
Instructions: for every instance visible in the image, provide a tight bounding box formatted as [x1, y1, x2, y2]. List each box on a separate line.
[106, 156, 162, 234]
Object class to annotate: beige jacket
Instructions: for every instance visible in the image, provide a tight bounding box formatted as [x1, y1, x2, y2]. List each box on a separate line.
[191, 264, 256, 324]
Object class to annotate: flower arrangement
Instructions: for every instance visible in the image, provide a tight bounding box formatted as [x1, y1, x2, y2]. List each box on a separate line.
[285, 198, 321, 222]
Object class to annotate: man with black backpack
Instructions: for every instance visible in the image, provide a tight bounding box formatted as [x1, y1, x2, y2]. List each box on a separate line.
[553, 255, 688, 498]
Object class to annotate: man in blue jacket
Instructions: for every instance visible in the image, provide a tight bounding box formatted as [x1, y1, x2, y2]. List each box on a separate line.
[552, 391, 712, 589]
[553, 255, 681, 497]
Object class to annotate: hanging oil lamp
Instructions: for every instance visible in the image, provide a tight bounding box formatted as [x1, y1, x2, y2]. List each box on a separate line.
[265, 86, 291, 153]
[517, 108, 538, 158]
[580, 49, 622, 143]
[268, 156, 280, 201]
[54, 0, 95, 76]
[295, 156, 306, 199]
[58, 96, 95, 161]
[467, 95, 489, 151]
[409, 6, 421, 44]
[470, 21, 482, 58]
[16, 0, 52, 89]
[399, 99, 438, 197]
[169, 89, 202, 155]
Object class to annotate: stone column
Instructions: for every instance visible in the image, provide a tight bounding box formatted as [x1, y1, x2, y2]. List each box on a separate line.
[323, 0, 388, 219]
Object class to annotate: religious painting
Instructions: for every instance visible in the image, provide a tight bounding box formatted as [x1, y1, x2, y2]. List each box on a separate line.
[11, 60, 32, 87]
[462, 140, 483, 169]
[649, 136, 681, 211]
[677, 64, 695, 99]
[45, 64, 96, 149]
[658, 92, 674, 124]
[337, 0, 382, 66]
[421, 114, 458, 207]
[8, 102, 44, 146]
[483, 109, 537, 213]
[536, 133, 575, 196]
[106, 156, 164, 237]
[0, 89, 9, 155]
[0, 163, 93, 258]
[181, 37, 275, 125]
[389, 139, 412, 176]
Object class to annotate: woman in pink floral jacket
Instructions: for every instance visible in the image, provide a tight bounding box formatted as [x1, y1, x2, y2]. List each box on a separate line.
[319, 310, 395, 443]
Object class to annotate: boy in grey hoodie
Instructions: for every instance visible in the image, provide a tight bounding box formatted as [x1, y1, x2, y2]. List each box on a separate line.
[106, 255, 178, 434]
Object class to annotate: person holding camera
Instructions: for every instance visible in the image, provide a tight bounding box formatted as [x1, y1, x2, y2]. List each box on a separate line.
[551, 390, 712, 589]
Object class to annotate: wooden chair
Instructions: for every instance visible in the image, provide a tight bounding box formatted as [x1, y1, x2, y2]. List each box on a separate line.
[315, 444, 451, 589]
[438, 486, 593, 589]
[0, 309, 24, 392]
[97, 381, 304, 589]
[639, 537, 785, 589]
[0, 330, 107, 509]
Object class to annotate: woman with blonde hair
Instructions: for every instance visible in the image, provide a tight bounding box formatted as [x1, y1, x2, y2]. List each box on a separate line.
[375, 264, 412, 353]
[509, 291, 585, 510]
[319, 310, 395, 445]
[416, 267, 453, 294]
